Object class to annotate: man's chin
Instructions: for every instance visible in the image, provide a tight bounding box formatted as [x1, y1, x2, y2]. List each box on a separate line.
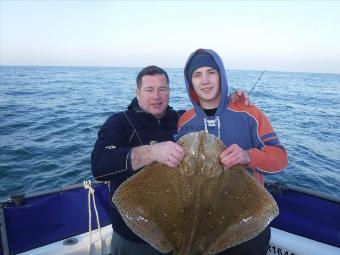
[151, 110, 166, 119]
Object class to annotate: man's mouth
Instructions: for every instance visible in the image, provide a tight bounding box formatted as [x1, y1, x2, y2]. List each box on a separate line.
[151, 102, 162, 107]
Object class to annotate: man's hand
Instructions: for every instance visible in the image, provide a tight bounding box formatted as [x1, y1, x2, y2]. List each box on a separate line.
[152, 141, 185, 168]
[219, 144, 250, 170]
[230, 90, 252, 105]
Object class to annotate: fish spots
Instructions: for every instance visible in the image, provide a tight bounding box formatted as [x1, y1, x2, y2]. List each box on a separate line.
[113, 131, 279, 255]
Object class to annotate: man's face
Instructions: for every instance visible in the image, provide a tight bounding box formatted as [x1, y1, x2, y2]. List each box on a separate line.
[191, 66, 221, 109]
[136, 74, 169, 119]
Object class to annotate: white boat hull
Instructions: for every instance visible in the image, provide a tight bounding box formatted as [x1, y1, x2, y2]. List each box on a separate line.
[18, 226, 340, 255]
[269, 228, 340, 255]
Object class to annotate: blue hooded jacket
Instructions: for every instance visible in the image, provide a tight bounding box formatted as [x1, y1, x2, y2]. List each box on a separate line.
[178, 49, 288, 182]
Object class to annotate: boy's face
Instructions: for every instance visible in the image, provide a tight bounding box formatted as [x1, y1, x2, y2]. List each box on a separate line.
[191, 66, 221, 109]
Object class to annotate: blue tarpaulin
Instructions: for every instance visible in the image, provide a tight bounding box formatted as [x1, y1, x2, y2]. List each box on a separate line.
[0, 183, 111, 254]
[269, 184, 340, 248]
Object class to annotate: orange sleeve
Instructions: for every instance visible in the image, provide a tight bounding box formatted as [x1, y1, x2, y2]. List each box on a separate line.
[230, 102, 288, 173]
[248, 107, 288, 172]
[248, 146, 288, 172]
[177, 108, 196, 130]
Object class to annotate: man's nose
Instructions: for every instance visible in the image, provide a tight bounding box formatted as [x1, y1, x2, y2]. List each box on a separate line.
[152, 90, 161, 98]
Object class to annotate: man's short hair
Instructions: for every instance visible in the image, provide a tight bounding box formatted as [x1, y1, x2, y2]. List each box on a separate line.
[136, 65, 169, 89]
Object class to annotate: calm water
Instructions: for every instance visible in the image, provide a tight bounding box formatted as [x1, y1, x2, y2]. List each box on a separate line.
[0, 66, 339, 201]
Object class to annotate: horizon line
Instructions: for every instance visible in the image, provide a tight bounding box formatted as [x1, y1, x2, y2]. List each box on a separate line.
[1, 64, 339, 76]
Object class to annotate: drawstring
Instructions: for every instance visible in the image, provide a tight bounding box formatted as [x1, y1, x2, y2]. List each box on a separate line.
[83, 180, 103, 255]
[204, 117, 208, 133]
[204, 116, 221, 138]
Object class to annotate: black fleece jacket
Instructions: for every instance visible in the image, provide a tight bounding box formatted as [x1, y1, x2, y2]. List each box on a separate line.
[91, 97, 183, 242]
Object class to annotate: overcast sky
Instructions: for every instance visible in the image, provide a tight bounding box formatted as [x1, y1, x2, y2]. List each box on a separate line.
[1, 0, 340, 73]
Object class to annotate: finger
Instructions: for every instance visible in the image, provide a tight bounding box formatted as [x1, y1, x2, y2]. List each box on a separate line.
[230, 93, 236, 103]
[222, 153, 240, 170]
[228, 144, 241, 152]
[221, 149, 243, 166]
[170, 150, 184, 162]
[220, 144, 238, 159]
[242, 93, 253, 106]
[221, 152, 233, 166]
[222, 155, 238, 169]
[174, 144, 185, 154]
[220, 147, 231, 159]
[166, 162, 176, 169]
[166, 157, 177, 168]
[221, 154, 233, 167]
[168, 155, 181, 168]
[243, 94, 249, 105]
[226, 146, 249, 165]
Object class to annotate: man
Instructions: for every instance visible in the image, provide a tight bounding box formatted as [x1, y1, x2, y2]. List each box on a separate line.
[91, 65, 251, 255]
[177, 49, 288, 255]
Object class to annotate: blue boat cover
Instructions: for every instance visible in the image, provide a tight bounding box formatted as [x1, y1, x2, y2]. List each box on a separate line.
[269, 185, 340, 248]
[0, 183, 111, 254]
[1, 182, 339, 254]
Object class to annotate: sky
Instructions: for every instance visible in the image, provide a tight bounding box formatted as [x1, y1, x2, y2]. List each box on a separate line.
[1, 0, 340, 73]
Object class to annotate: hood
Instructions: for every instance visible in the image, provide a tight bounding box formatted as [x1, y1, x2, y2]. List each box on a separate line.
[184, 49, 229, 116]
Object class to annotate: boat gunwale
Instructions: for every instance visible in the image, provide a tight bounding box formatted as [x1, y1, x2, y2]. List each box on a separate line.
[265, 180, 340, 204]
[1, 180, 339, 206]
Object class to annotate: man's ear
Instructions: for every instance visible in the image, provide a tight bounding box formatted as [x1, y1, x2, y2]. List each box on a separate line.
[136, 88, 140, 100]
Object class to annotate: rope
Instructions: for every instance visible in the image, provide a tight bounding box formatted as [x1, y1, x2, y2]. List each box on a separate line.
[83, 180, 103, 255]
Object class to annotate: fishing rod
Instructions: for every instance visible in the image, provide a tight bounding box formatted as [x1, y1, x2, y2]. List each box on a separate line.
[248, 71, 265, 95]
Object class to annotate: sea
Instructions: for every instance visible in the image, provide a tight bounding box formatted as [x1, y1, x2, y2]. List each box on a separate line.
[0, 66, 339, 201]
